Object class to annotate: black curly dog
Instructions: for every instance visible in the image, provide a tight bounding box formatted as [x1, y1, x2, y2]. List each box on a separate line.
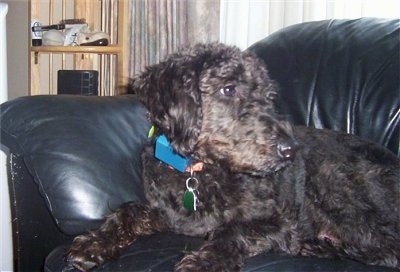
[67, 43, 400, 271]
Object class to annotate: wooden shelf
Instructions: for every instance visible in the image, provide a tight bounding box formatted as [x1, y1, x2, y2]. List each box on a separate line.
[30, 45, 122, 54]
[28, 0, 128, 96]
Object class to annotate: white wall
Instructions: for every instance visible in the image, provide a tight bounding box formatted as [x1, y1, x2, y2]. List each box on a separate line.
[0, 3, 13, 272]
[3, 0, 29, 99]
[1, 2, 30, 269]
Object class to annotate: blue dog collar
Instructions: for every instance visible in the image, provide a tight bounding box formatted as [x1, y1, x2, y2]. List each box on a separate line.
[155, 134, 192, 173]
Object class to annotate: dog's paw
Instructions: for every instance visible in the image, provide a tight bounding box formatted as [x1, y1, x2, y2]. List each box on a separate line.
[174, 252, 240, 272]
[66, 235, 108, 271]
[66, 257, 98, 272]
[174, 253, 204, 272]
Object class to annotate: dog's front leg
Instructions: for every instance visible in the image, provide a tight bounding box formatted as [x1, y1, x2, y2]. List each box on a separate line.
[174, 219, 299, 272]
[67, 202, 167, 271]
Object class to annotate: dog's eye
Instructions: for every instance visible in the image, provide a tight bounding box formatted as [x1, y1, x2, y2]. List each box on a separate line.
[219, 85, 236, 97]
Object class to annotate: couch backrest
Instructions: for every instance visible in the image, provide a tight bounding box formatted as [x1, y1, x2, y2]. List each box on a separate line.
[248, 18, 400, 157]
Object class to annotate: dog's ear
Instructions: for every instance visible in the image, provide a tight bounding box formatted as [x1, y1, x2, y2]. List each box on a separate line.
[130, 55, 202, 156]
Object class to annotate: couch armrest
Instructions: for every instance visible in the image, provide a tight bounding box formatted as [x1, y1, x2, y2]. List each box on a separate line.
[1, 95, 150, 235]
[5, 153, 72, 271]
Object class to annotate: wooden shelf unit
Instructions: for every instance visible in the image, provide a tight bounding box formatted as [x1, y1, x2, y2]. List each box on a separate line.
[28, 0, 128, 96]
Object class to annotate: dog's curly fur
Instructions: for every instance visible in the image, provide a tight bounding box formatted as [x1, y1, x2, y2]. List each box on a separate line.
[67, 43, 400, 271]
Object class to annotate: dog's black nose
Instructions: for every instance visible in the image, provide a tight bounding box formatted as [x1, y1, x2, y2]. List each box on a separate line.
[277, 140, 299, 160]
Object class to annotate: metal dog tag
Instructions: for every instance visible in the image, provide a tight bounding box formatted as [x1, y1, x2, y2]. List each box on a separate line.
[183, 177, 199, 212]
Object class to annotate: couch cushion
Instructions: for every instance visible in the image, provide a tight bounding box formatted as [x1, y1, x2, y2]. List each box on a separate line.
[1, 95, 150, 235]
[44, 233, 396, 272]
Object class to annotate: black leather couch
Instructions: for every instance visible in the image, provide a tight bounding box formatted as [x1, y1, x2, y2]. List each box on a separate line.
[1, 18, 399, 272]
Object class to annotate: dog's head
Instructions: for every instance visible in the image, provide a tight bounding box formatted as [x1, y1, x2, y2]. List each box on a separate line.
[131, 43, 298, 175]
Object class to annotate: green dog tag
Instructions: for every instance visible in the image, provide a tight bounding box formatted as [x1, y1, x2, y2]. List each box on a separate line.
[183, 189, 197, 212]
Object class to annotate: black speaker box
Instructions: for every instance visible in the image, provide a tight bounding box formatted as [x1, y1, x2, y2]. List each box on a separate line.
[57, 70, 99, 95]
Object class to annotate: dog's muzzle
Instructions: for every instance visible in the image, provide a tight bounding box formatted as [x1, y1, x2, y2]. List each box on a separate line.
[277, 140, 299, 160]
